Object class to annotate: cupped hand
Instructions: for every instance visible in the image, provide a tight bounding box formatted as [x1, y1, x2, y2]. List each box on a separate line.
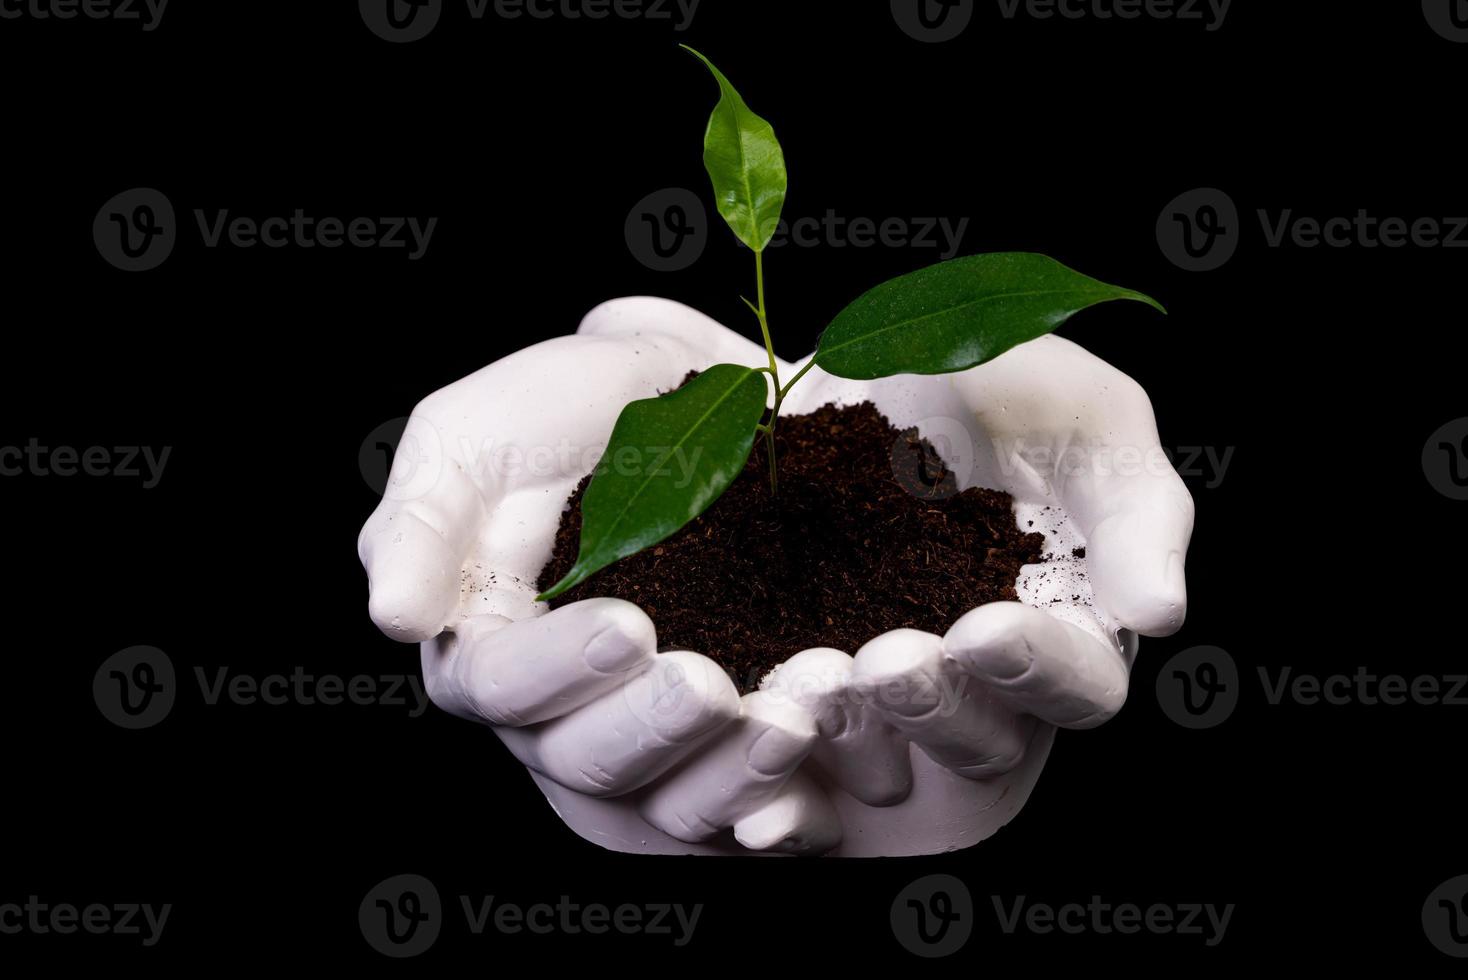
[357, 297, 1193, 856]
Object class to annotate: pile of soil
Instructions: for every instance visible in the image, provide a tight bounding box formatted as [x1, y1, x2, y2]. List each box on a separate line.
[537, 401, 1045, 694]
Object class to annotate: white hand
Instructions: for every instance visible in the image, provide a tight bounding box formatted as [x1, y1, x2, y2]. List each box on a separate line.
[359, 298, 823, 843]
[761, 334, 1194, 811]
[358, 297, 1194, 856]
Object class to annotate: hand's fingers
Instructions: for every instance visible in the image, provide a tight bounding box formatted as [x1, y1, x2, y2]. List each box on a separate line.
[1039, 355, 1192, 638]
[732, 771, 842, 855]
[854, 629, 1034, 779]
[419, 599, 657, 726]
[762, 648, 913, 806]
[942, 601, 1129, 729]
[362, 303, 777, 645]
[358, 417, 487, 643]
[937, 334, 1194, 636]
[638, 690, 817, 843]
[578, 297, 795, 381]
[494, 651, 739, 798]
[1063, 468, 1194, 636]
[359, 328, 720, 643]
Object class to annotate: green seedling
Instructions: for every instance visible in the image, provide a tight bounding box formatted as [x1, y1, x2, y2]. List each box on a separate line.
[538, 47, 1163, 601]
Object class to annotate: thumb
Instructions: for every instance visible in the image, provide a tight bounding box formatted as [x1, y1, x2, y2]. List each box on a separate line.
[358, 416, 486, 643]
[1058, 432, 1195, 636]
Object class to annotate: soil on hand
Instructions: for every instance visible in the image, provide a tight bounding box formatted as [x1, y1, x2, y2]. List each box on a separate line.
[537, 401, 1045, 694]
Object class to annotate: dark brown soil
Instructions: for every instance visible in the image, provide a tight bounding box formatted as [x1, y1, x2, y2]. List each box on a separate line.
[537, 401, 1045, 694]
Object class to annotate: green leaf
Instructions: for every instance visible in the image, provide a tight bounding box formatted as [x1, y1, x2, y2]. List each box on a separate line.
[682, 45, 788, 252]
[537, 364, 770, 601]
[814, 252, 1166, 381]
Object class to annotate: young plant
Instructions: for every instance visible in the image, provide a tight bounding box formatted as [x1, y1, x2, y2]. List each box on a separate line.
[537, 48, 1163, 601]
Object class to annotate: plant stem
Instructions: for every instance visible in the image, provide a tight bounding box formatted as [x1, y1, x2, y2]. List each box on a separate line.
[752, 249, 781, 495]
[779, 358, 816, 400]
[754, 251, 778, 378]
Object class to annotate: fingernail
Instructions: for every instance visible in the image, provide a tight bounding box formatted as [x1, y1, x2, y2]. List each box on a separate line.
[945, 606, 1033, 682]
[633, 655, 738, 740]
[746, 722, 815, 776]
[976, 636, 1032, 682]
[585, 623, 651, 673]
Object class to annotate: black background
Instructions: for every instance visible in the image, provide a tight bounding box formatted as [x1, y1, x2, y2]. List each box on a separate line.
[3, 0, 1464, 969]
